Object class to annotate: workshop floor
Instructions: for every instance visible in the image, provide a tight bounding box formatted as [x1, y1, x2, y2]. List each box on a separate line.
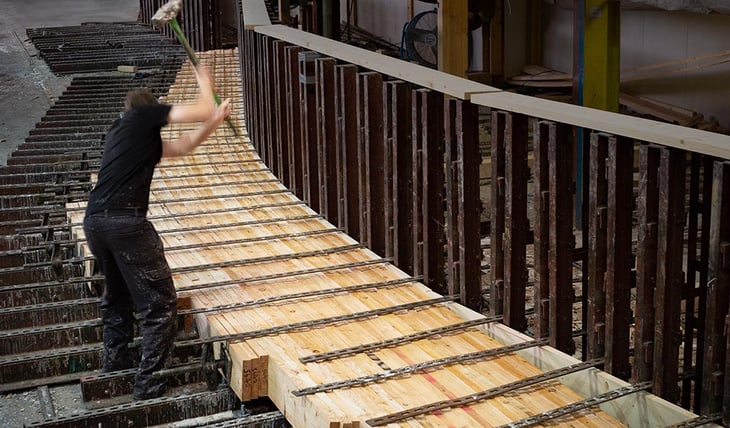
[0, 3, 139, 425]
[0, 0, 139, 166]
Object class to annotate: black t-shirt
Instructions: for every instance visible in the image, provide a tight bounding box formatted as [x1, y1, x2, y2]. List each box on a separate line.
[86, 103, 172, 216]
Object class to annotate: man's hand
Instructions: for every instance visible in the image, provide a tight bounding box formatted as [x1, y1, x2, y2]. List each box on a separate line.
[162, 99, 233, 158]
[210, 99, 231, 127]
[167, 64, 217, 124]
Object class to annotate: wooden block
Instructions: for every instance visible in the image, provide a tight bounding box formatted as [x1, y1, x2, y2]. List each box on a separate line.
[258, 354, 269, 397]
[117, 65, 138, 73]
[176, 295, 194, 334]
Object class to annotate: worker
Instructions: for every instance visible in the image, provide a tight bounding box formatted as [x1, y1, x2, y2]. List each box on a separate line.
[83, 65, 231, 400]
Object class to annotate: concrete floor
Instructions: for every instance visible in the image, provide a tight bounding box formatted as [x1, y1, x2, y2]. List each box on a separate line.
[0, 3, 140, 425]
[0, 0, 140, 165]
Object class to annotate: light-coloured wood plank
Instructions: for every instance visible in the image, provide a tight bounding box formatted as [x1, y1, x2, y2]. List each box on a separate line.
[254, 24, 500, 100]
[471, 91, 730, 159]
[242, 0, 271, 28]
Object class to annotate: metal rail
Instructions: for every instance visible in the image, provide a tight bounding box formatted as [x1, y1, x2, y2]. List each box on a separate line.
[19, 200, 307, 235]
[300, 315, 502, 363]
[293, 338, 550, 396]
[177, 295, 460, 348]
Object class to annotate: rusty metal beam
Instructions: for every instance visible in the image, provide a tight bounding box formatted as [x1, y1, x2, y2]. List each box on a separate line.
[694, 154, 714, 411]
[605, 135, 633, 380]
[263, 35, 279, 177]
[445, 98, 482, 310]
[389, 81, 413, 274]
[653, 147, 686, 403]
[316, 57, 338, 225]
[503, 111, 529, 332]
[634, 144, 660, 383]
[357, 72, 386, 256]
[79, 361, 211, 401]
[701, 161, 730, 420]
[333, 64, 359, 240]
[587, 132, 609, 362]
[0, 298, 100, 330]
[541, 121, 575, 353]
[533, 121, 551, 339]
[683, 153, 714, 411]
[414, 89, 446, 294]
[299, 50, 321, 210]
[273, 40, 291, 188]
[285, 45, 304, 199]
[24, 388, 239, 428]
[490, 111, 506, 316]
[383, 81, 397, 261]
[242, 28, 254, 146]
[534, 121, 575, 351]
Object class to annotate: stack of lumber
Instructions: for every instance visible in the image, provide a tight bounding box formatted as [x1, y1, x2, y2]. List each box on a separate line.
[619, 92, 728, 133]
[508, 61, 729, 134]
[68, 50, 697, 427]
[507, 65, 572, 88]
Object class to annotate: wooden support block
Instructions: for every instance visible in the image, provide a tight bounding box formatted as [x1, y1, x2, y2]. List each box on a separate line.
[176, 295, 194, 334]
[117, 65, 138, 73]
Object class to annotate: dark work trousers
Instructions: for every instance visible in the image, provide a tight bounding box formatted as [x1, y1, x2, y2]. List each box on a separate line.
[83, 214, 177, 399]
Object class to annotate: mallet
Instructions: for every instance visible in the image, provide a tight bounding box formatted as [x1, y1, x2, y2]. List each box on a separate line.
[151, 0, 239, 137]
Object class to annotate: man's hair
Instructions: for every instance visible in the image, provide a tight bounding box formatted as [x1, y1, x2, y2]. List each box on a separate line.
[124, 88, 158, 112]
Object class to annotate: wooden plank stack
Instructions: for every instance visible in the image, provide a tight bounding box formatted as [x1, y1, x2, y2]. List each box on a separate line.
[67, 49, 665, 427]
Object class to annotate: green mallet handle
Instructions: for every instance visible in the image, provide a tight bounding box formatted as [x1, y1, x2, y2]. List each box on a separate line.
[169, 18, 238, 137]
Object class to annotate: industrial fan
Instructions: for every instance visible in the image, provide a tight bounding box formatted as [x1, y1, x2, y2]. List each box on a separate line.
[401, 9, 438, 68]
[400, 0, 492, 69]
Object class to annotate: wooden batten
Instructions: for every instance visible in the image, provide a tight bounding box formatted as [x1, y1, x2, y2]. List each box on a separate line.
[254, 25, 500, 100]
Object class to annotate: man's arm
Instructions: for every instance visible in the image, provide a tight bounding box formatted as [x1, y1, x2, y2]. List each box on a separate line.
[166, 65, 217, 124]
[162, 100, 231, 158]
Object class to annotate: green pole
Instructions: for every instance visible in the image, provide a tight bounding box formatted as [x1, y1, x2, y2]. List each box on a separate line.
[169, 18, 237, 136]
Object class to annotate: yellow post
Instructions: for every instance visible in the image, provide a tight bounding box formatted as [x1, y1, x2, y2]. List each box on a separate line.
[583, 0, 620, 111]
[438, 0, 469, 78]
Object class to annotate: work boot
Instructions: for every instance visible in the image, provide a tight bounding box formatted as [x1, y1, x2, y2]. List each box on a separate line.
[133, 377, 168, 401]
[101, 346, 134, 373]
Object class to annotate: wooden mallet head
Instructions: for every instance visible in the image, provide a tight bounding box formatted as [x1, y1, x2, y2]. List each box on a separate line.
[151, 0, 183, 29]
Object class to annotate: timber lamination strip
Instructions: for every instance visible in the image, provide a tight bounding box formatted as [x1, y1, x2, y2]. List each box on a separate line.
[25, 199, 305, 232]
[25, 225, 338, 268]
[499, 382, 653, 428]
[367, 359, 603, 426]
[294, 337, 549, 396]
[176, 257, 392, 293]
[1, 258, 392, 304]
[182, 276, 420, 316]
[300, 315, 502, 363]
[178, 295, 460, 348]
[0, 276, 419, 353]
